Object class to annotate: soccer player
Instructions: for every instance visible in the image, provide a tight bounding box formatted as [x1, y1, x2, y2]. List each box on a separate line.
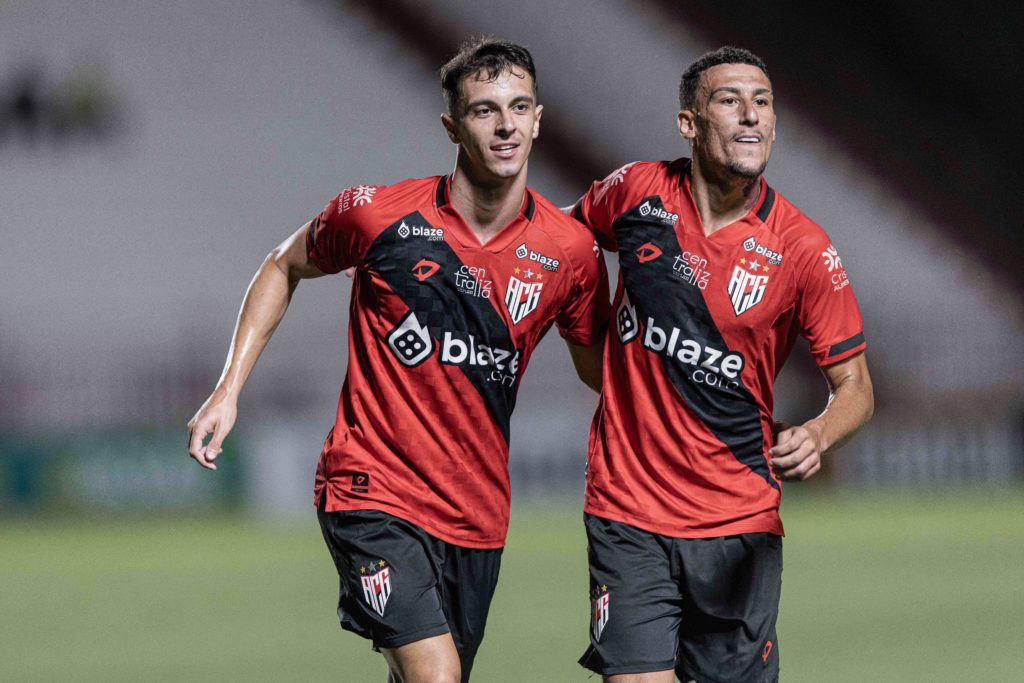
[570, 46, 874, 682]
[187, 38, 609, 683]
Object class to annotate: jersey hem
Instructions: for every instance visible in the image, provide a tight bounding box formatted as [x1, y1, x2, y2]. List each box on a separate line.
[319, 498, 507, 550]
[583, 502, 784, 539]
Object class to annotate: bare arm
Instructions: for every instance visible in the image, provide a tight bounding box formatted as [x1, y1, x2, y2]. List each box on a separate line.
[768, 352, 874, 481]
[566, 338, 605, 394]
[187, 223, 326, 470]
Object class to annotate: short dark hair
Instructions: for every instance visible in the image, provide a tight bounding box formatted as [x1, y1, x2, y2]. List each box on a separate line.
[439, 37, 537, 115]
[679, 46, 768, 110]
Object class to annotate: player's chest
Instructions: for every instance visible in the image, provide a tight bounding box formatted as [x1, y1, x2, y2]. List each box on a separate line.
[365, 214, 568, 334]
[613, 195, 796, 332]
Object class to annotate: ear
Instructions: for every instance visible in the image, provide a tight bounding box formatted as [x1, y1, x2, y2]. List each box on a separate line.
[677, 109, 697, 142]
[531, 104, 543, 140]
[441, 113, 460, 144]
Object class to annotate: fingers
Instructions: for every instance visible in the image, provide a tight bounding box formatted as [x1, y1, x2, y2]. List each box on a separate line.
[769, 428, 820, 480]
[187, 417, 219, 470]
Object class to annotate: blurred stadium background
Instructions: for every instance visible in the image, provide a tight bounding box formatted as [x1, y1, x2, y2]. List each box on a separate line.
[2, 1, 1022, 681]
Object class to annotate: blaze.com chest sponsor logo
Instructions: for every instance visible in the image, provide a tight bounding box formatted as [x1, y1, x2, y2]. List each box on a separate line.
[515, 242, 560, 272]
[742, 236, 784, 266]
[398, 220, 444, 241]
[638, 200, 678, 225]
[615, 295, 745, 391]
[385, 311, 520, 386]
[822, 243, 849, 291]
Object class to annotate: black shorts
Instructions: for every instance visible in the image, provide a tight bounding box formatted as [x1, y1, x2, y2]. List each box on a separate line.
[317, 508, 502, 680]
[579, 514, 782, 683]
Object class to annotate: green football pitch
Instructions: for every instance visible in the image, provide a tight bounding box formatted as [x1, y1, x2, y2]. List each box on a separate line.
[2, 490, 1021, 682]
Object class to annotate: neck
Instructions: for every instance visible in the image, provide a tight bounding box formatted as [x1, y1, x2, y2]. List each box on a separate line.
[449, 152, 528, 243]
[689, 155, 761, 235]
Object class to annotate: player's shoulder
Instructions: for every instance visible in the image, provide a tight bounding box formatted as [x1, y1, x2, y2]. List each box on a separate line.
[590, 158, 686, 207]
[326, 175, 440, 222]
[527, 189, 601, 265]
[762, 186, 833, 254]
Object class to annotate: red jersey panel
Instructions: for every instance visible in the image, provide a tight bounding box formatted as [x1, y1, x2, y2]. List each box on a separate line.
[573, 159, 866, 538]
[307, 176, 609, 548]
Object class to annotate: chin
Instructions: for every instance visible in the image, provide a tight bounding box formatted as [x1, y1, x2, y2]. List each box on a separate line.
[726, 159, 768, 179]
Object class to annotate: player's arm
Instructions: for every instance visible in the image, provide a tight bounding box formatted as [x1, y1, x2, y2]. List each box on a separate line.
[187, 223, 327, 470]
[768, 352, 874, 480]
[566, 338, 604, 393]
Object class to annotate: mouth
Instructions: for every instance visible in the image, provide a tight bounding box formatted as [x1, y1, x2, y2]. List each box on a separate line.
[490, 143, 519, 159]
[734, 134, 762, 144]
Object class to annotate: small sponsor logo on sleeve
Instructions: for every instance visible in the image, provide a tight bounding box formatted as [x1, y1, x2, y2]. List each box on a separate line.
[338, 185, 377, 213]
[822, 244, 849, 291]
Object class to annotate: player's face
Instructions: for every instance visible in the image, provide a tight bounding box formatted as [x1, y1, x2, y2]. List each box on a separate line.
[442, 67, 542, 183]
[678, 63, 776, 180]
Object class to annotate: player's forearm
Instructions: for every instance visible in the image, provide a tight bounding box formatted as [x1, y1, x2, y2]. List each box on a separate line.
[567, 339, 605, 394]
[805, 367, 874, 455]
[213, 255, 297, 398]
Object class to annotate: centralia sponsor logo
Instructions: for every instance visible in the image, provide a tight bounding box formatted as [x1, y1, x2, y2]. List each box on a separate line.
[641, 317, 745, 391]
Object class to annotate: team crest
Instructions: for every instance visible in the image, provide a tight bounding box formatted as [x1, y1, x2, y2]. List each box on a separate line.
[591, 588, 610, 641]
[504, 275, 543, 324]
[361, 563, 392, 616]
[728, 265, 769, 315]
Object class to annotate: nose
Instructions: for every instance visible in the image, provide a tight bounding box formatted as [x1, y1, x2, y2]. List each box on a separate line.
[739, 100, 759, 126]
[495, 109, 514, 137]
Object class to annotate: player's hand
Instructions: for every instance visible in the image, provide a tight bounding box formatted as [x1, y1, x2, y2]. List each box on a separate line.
[343, 267, 356, 278]
[187, 388, 238, 471]
[768, 421, 823, 481]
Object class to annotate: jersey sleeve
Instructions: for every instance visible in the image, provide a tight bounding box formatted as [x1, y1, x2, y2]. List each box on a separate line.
[556, 234, 611, 346]
[306, 185, 381, 274]
[795, 229, 867, 366]
[570, 162, 640, 251]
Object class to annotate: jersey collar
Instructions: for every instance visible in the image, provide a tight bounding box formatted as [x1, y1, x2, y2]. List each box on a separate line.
[433, 174, 536, 251]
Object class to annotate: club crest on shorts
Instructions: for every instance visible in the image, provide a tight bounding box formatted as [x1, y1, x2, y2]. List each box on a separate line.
[591, 585, 610, 641]
[360, 562, 392, 616]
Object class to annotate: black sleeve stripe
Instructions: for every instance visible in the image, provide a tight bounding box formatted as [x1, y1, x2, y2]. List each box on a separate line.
[828, 332, 866, 358]
[571, 201, 585, 223]
[756, 184, 776, 222]
[524, 191, 536, 220]
[307, 218, 317, 248]
[434, 175, 448, 208]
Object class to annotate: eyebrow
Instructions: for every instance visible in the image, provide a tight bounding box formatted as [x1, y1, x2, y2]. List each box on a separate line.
[710, 86, 772, 96]
[465, 94, 536, 109]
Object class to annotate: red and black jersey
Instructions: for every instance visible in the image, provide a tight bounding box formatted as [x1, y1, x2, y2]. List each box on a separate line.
[307, 175, 609, 548]
[572, 159, 866, 538]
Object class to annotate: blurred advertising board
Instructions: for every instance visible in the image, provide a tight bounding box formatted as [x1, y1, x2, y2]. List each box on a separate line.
[0, 429, 241, 513]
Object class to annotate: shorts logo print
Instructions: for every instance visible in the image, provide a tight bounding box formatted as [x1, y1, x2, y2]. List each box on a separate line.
[591, 586, 610, 641]
[360, 562, 392, 616]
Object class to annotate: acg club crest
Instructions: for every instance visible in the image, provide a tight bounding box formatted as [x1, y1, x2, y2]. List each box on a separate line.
[591, 588, 610, 641]
[727, 265, 768, 316]
[361, 565, 392, 616]
[504, 275, 543, 325]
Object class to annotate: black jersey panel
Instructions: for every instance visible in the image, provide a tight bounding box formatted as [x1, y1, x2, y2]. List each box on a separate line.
[366, 212, 518, 443]
[613, 197, 777, 490]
